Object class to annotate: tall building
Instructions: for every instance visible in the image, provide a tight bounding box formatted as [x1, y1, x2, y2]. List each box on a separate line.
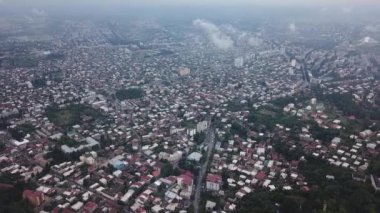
[291, 59, 297, 67]
[234, 57, 244, 68]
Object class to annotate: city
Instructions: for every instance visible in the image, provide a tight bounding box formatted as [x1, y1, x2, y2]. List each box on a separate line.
[0, 1, 380, 213]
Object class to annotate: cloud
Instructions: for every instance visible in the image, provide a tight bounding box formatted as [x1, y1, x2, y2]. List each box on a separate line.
[193, 19, 234, 50]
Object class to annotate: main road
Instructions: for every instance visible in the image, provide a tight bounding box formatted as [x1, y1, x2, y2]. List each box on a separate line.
[193, 127, 216, 213]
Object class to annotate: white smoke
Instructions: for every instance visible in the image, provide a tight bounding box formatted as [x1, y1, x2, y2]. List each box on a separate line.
[193, 19, 234, 50]
[248, 37, 263, 47]
[361, 36, 378, 44]
[223, 24, 263, 47]
[364, 25, 379, 32]
[222, 24, 239, 35]
[24, 16, 35, 23]
[32, 8, 47, 17]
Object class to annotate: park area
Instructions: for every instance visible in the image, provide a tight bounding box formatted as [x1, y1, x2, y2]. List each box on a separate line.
[46, 104, 104, 129]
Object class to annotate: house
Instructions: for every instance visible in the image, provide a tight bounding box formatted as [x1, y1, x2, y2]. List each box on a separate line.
[255, 171, 266, 182]
[352, 172, 367, 182]
[196, 121, 209, 133]
[177, 171, 193, 191]
[206, 174, 222, 191]
[23, 189, 45, 207]
[71, 201, 84, 211]
[360, 130, 373, 138]
[206, 200, 216, 210]
[187, 152, 202, 162]
[83, 202, 98, 212]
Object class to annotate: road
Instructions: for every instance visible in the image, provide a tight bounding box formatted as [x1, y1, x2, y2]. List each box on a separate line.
[193, 127, 215, 213]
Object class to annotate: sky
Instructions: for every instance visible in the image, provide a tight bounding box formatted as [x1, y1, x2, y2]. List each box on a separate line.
[1, 0, 380, 7]
[1, 0, 379, 22]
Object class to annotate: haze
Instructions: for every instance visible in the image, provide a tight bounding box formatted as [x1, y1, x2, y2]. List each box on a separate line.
[1, 0, 380, 6]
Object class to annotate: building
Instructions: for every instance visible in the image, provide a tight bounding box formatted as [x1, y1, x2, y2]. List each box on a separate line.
[178, 171, 194, 191]
[206, 174, 222, 191]
[83, 201, 98, 213]
[23, 189, 45, 207]
[187, 152, 202, 162]
[234, 57, 244, 68]
[291, 59, 297, 67]
[179, 67, 191, 76]
[61, 137, 100, 154]
[196, 121, 209, 133]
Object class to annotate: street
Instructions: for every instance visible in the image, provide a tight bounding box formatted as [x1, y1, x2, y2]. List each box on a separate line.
[193, 127, 215, 213]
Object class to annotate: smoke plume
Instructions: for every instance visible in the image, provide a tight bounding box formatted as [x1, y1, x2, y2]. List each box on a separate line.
[193, 19, 234, 50]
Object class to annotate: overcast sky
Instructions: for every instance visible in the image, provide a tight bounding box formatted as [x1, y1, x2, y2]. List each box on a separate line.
[1, 0, 380, 7]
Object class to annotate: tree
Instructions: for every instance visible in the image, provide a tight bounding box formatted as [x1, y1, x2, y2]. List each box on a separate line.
[160, 162, 180, 177]
[193, 132, 206, 144]
[115, 88, 144, 100]
[280, 196, 304, 213]
[32, 78, 47, 88]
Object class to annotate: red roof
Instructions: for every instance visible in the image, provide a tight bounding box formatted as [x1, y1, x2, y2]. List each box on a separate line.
[23, 189, 44, 198]
[141, 175, 151, 182]
[62, 208, 75, 213]
[255, 171, 266, 181]
[179, 174, 193, 186]
[84, 201, 98, 211]
[181, 170, 194, 178]
[152, 170, 160, 177]
[206, 174, 222, 183]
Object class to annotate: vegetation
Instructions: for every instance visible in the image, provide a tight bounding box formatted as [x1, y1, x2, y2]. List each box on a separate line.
[9, 123, 35, 141]
[44, 145, 83, 165]
[115, 88, 144, 100]
[178, 158, 199, 176]
[46, 104, 103, 129]
[274, 140, 304, 161]
[0, 174, 35, 213]
[227, 99, 249, 112]
[248, 109, 303, 131]
[270, 95, 309, 109]
[55, 135, 86, 148]
[31, 78, 47, 88]
[368, 157, 380, 175]
[308, 122, 340, 145]
[45, 52, 65, 60]
[160, 161, 180, 177]
[194, 132, 206, 144]
[230, 122, 247, 138]
[3, 56, 38, 69]
[237, 157, 380, 213]
[0, 119, 10, 130]
[182, 120, 196, 129]
[322, 93, 365, 119]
